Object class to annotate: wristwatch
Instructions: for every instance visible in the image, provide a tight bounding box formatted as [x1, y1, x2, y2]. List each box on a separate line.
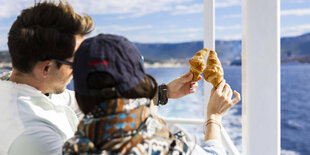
[158, 84, 168, 105]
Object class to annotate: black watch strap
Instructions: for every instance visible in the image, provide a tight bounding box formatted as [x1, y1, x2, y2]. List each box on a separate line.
[158, 84, 168, 105]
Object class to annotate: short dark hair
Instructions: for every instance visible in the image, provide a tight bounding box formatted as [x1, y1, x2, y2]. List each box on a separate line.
[75, 72, 157, 114]
[8, 1, 94, 73]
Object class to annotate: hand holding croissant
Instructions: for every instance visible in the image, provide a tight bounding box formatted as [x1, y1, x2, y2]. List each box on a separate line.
[189, 48, 209, 82]
[189, 48, 224, 87]
[203, 50, 224, 87]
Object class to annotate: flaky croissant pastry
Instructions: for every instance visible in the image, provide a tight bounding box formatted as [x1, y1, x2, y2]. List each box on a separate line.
[189, 48, 209, 81]
[203, 50, 224, 87]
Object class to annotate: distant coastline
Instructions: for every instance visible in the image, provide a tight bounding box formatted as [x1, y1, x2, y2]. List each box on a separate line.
[1, 53, 310, 70]
[0, 62, 12, 71]
[144, 62, 187, 68]
[1, 31, 310, 70]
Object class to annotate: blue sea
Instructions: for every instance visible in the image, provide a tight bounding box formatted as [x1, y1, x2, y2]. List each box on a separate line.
[144, 65, 310, 155]
[2, 64, 309, 155]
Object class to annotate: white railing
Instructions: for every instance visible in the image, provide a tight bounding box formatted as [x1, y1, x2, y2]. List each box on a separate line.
[163, 117, 240, 155]
[204, 0, 241, 154]
[164, 0, 281, 154]
[164, 0, 241, 154]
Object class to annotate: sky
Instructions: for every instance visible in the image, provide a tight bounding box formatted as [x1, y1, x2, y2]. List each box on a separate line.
[0, 0, 309, 50]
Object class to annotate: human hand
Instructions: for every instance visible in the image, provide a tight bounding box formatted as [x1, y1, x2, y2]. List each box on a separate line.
[207, 80, 241, 121]
[167, 72, 202, 99]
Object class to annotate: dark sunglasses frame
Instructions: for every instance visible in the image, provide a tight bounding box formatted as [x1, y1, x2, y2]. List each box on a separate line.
[51, 59, 73, 68]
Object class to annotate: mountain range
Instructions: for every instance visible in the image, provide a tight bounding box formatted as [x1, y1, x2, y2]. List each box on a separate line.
[135, 32, 310, 63]
[135, 40, 241, 62]
[0, 32, 310, 65]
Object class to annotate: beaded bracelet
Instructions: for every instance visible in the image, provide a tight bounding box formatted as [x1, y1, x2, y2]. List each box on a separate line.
[158, 84, 168, 105]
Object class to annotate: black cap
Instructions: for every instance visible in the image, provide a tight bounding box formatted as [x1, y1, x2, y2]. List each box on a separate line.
[73, 33, 145, 96]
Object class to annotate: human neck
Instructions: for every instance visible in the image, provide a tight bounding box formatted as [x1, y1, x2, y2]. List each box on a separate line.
[9, 69, 47, 94]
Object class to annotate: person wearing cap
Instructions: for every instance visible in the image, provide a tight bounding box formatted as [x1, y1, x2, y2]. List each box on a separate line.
[0, 1, 94, 155]
[0, 2, 206, 155]
[62, 33, 241, 154]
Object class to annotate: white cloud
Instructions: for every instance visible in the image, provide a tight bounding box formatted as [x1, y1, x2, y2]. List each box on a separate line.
[0, 0, 242, 20]
[128, 34, 172, 43]
[0, 33, 8, 50]
[282, 0, 309, 4]
[216, 25, 241, 31]
[0, 26, 10, 31]
[116, 26, 204, 42]
[282, 24, 310, 36]
[216, 34, 241, 40]
[125, 32, 202, 43]
[72, 0, 240, 17]
[223, 14, 241, 19]
[95, 25, 152, 32]
[160, 27, 202, 33]
[224, 9, 310, 18]
[215, 0, 241, 8]
[68, 0, 193, 17]
[172, 4, 203, 15]
[282, 24, 310, 31]
[281, 8, 310, 16]
[0, 0, 243, 20]
[0, 0, 191, 19]
[0, 0, 34, 19]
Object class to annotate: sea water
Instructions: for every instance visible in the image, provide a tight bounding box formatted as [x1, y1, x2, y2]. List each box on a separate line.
[146, 66, 243, 153]
[145, 65, 309, 155]
[2, 64, 309, 155]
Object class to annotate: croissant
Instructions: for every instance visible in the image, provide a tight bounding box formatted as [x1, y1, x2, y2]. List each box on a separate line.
[189, 48, 209, 81]
[203, 50, 224, 87]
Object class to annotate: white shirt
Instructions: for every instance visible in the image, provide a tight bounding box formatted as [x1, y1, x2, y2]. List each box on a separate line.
[0, 73, 79, 155]
[167, 123, 227, 155]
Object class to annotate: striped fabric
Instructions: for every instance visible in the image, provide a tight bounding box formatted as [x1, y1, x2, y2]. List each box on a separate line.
[63, 98, 190, 155]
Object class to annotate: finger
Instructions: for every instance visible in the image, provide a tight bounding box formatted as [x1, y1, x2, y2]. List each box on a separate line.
[227, 87, 233, 100]
[231, 90, 241, 105]
[215, 80, 226, 93]
[211, 87, 215, 95]
[222, 83, 231, 95]
[189, 89, 196, 94]
[181, 72, 192, 78]
[183, 72, 193, 83]
[190, 82, 198, 88]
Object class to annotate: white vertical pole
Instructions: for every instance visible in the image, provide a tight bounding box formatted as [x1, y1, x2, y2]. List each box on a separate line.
[242, 0, 281, 155]
[203, 0, 214, 121]
[204, 1, 240, 155]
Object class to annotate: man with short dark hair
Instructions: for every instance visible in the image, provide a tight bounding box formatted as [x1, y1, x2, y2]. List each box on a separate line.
[0, 1, 94, 154]
[0, 1, 209, 155]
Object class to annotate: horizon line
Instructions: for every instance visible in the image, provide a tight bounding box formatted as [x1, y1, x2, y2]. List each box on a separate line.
[0, 32, 309, 51]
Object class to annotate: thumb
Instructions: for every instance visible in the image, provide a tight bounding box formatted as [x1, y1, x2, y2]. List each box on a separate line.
[231, 90, 241, 105]
[181, 72, 193, 82]
[211, 87, 215, 94]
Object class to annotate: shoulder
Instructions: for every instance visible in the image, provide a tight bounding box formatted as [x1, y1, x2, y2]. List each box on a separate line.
[50, 89, 84, 120]
[8, 126, 64, 155]
[50, 89, 76, 104]
[50, 89, 77, 109]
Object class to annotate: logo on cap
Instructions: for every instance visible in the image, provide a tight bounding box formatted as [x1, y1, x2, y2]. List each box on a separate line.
[88, 60, 109, 66]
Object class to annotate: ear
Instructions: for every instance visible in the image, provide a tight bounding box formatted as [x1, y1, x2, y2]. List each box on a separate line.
[34, 60, 51, 79]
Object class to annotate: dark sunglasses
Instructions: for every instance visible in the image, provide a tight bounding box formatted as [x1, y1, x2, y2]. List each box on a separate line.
[52, 59, 73, 68]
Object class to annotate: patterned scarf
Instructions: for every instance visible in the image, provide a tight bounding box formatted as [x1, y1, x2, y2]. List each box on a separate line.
[63, 98, 190, 155]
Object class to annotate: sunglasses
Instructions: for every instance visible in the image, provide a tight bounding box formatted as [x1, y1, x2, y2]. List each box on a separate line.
[52, 59, 73, 68]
